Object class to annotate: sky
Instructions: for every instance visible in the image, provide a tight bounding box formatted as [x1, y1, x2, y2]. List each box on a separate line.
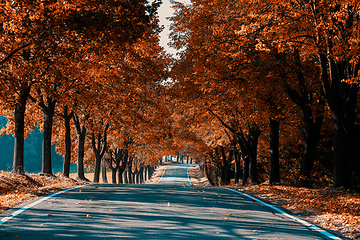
[157, 0, 190, 56]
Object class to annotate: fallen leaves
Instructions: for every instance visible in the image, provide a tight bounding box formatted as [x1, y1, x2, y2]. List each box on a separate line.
[235, 184, 360, 239]
[0, 171, 87, 213]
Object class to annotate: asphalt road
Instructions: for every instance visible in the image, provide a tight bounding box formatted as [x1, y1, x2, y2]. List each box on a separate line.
[157, 164, 193, 185]
[0, 164, 340, 240]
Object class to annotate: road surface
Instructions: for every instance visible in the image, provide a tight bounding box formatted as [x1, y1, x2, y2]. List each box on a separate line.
[157, 164, 193, 185]
[0, 164, 340, 239]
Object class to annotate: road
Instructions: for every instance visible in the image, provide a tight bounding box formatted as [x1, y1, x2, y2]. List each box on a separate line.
[0, 164, 340, 239]
[157, 164, 193, 185]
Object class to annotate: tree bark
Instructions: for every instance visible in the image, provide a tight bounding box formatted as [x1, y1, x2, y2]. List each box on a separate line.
[12, 85, 31, 175]
[299, 114, 323, 186]
[286, 54, 324, 186]
[118, 168, 124, 184]
[249, 126, 260, 184]
[40, 97, 56, 175]
[124, 169, 129, 183]
[110, 168, 117, 184]
[92, 123, 109, 183]
[319, 54, 358, 189]
[62, 106, 73, 177]
[73, 115, 88, 181]
[204, 160, 216, 186]
[101, 159, 108, 183]
[269, 119, 280, 184]
[220, 146, 232, 185]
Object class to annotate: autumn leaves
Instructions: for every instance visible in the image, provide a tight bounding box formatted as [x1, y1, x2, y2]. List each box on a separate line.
[169, 0, 360, 188]
[0, 1, 169, 181]
[0, 0, 359, 189]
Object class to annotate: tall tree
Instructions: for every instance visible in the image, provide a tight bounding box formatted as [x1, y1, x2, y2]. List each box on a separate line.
[269, 1, 360, 188]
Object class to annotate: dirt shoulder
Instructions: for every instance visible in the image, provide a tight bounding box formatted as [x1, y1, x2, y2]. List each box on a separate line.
[144, 165, 169, 184]
[188, 164, 211, 187]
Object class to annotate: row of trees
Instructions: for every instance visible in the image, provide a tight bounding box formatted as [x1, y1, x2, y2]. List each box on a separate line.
[2, 0, 359, 190]
[0, 0, 175, 182]
[169, 0, 360, 189]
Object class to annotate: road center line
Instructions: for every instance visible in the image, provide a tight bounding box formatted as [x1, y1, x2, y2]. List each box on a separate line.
[224, 187, 342, 240]
[0, 184, 91, 226]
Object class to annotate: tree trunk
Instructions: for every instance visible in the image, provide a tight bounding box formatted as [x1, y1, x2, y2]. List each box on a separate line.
[320, 55, 358, 189]
[111, 168, 117, 184]
[269, 119, 280, 184]
[12, 86, 31, 175]
[220, 146, 232, 185]
[127, 157, 133, 184]
[41, 98, 56, 175]
[333, 114, 354, 189]
[118, 168, 124, 184]
[62, 107, 73, 177]
[73, 115, 87, 181]
[234, 152, 242, 184]
[102, 159, 108, 183]
[92, 124, 109, 183]
[286, 58, 324, 186]
[128, 170, 133, 184]
[299, 114, 323, 186]
[249, 126, 260, 184]
[123, 169, 128, 183]
[204, 161, 215, 186]
[93, 154, 101, 183]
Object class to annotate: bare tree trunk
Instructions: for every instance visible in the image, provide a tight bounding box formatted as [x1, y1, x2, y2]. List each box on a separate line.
[62, 106, 73, 177]
[118, 168, 124, 184]
[102, 159, 108, 183]
[111, 168, 117, 184]
[269, 119, 280, 184]
[40, 97, 56, 175]
[92, 124, 109, 183]
[12, 86, 31, 175]
[319, 54, 358, 189]
[73, 115, 88, 181]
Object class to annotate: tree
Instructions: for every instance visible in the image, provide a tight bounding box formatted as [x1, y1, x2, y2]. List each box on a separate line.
[0, 0, 165, 176]
[269, 1, 360, 188]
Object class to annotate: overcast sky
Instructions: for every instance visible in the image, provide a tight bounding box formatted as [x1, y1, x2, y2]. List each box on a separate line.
[157, 0, 190, 56]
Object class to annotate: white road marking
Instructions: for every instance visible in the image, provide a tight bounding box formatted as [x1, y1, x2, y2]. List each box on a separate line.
[0, 184, 90, 226]
[224, 187, 342, 240]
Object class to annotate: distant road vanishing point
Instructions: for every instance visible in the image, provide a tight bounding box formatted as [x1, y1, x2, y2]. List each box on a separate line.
[157, 164, 193, 185]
